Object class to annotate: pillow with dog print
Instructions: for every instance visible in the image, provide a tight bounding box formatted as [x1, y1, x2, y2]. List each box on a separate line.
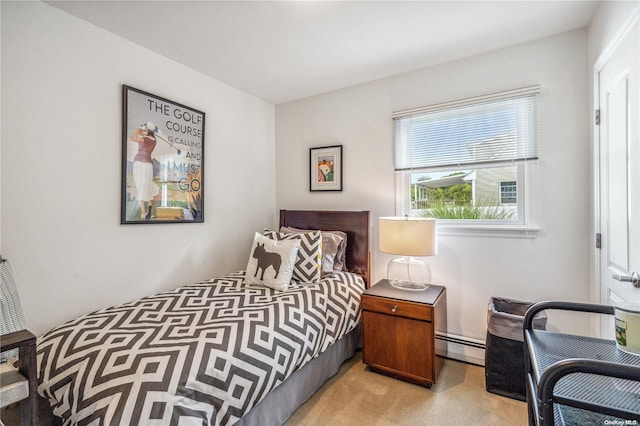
[244, 232, 300, 291]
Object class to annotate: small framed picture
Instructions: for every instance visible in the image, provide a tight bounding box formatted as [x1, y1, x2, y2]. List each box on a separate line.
[310, 145, 342, 191]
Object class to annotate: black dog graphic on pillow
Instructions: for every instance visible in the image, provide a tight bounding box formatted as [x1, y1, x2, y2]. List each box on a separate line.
[253, 242, 282, 280]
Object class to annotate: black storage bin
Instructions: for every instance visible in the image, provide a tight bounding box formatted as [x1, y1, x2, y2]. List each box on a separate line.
[485, 297, 546, 401]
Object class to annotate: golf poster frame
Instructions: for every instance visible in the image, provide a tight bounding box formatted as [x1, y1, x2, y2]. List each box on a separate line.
[121, 85, 205, 224]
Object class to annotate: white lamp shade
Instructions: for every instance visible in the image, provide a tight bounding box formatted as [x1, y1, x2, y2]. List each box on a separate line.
[379, 217, 438, 256]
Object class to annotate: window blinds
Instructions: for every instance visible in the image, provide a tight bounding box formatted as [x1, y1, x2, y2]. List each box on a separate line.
[393, 86, 539, 171]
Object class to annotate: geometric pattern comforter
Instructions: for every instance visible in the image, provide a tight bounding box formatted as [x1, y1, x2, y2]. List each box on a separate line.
[37, 271, 365, 426]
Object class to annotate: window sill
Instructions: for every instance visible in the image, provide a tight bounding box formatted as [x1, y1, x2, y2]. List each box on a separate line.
[438, 224, 541, 238]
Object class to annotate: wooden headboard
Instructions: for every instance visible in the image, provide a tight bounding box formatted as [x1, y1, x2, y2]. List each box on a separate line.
[279, 210, 371, 287]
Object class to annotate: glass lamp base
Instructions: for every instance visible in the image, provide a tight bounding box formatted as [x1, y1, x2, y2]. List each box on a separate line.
[387, 256, 431, 291]
[389, 280, 429, 291]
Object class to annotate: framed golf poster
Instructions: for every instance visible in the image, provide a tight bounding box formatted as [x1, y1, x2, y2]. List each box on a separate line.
[121, 85, 205, 224]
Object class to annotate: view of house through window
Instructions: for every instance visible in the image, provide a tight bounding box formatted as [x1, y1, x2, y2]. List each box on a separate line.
[394, 86, 538, 226]
[410, 165, 519, 220]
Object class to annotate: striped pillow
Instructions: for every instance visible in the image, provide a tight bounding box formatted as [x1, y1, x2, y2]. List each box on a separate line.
[264, 230, 322, 283]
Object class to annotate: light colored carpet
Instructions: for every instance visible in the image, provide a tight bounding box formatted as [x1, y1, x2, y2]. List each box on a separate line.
[285, 352, 528, 426]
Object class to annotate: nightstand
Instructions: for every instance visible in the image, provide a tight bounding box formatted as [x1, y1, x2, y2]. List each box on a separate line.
[362, 279, 447, 387]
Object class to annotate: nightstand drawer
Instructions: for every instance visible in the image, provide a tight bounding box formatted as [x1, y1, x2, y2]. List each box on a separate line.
[363, 296, 432, 321]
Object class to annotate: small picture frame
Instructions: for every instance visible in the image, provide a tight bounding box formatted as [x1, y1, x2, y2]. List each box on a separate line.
[310, 145, 342, 191]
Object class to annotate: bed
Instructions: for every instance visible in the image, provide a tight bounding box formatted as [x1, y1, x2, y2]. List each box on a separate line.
[36, 210, 370, 425]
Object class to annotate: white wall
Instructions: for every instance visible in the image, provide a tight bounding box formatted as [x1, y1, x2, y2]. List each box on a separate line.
[1, 1, 276, 336]
[276, 30, 591, 363]
[589, 0, 640, 66]
[0, 3, 3, 252]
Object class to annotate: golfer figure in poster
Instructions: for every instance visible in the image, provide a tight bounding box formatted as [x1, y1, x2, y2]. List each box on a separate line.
[130, 121, 160, 220]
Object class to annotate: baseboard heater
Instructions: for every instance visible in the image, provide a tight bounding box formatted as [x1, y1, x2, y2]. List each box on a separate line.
[436, 332, 486, 350]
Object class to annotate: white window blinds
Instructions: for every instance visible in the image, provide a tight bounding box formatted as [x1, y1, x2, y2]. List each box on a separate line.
[393, 86, 539, 170]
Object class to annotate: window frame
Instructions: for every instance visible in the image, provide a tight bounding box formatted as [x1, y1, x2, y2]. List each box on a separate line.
[393, 87, 540, 238]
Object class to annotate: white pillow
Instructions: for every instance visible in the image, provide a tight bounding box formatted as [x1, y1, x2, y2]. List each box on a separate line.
[244, 232, 300, 291]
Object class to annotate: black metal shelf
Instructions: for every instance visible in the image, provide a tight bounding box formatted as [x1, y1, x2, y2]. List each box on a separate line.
[524, 301, 640, 425]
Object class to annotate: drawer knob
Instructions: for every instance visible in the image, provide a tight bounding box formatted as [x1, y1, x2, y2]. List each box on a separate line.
[392, 305, 398, 313]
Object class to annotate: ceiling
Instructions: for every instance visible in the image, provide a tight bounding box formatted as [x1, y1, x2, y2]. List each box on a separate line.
[48, 0, 601, 104]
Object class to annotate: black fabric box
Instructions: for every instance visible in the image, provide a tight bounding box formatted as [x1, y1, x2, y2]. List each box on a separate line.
[485, 297, 546, 401]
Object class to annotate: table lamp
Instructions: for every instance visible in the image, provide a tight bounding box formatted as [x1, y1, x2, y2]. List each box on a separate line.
[378, 217, 438, 291]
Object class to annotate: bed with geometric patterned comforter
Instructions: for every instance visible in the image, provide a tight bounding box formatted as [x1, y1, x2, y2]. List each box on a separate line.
[37, 271, 365, 425]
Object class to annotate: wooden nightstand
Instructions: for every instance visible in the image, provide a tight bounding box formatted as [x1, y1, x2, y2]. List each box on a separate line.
[362, 279, 447, 387]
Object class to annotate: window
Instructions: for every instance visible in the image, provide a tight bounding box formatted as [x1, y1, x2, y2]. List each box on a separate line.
[500, 181, 517, 205]
[393, 86, 538, 231]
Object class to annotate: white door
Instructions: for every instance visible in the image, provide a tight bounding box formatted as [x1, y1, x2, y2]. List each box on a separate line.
[598, 14, 640, 337]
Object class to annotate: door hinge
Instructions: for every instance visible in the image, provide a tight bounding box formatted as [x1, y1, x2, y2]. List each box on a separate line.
[595, 109, 601, 125]
[596, 233, 602, 249]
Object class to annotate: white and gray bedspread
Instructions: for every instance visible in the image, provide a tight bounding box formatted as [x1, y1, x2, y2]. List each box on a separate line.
[37, 271, 365, 425]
